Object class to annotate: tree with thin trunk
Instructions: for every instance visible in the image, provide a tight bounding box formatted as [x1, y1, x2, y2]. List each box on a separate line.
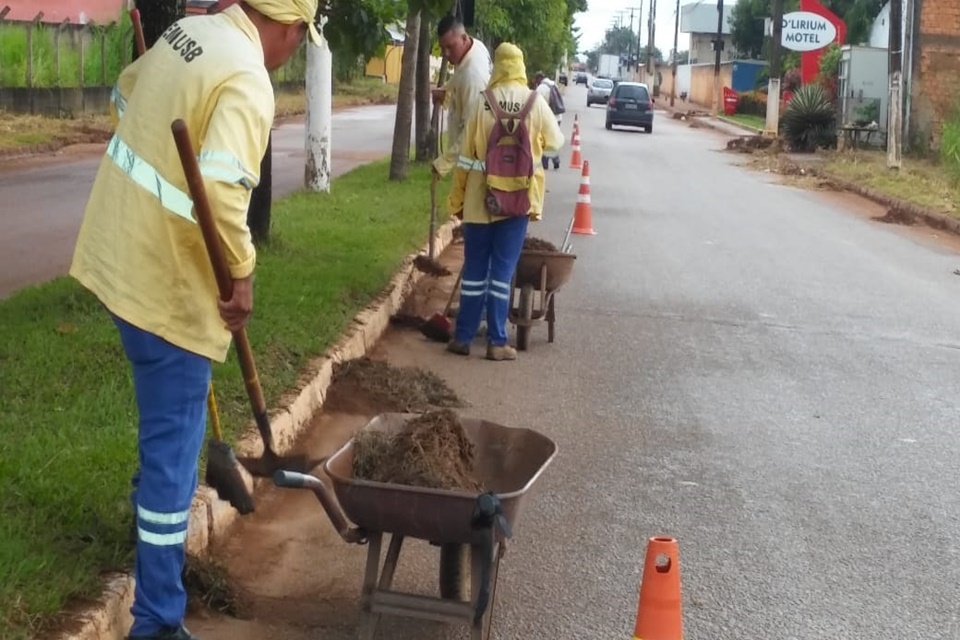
[389, 3, 421, 181]
[414, 17, 433, 162]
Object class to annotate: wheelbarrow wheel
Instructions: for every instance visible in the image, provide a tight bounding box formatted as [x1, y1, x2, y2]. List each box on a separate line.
[516, 284, 534, 352]
[439, 543, 470, 600]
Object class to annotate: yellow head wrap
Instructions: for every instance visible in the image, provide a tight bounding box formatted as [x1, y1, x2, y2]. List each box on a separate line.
[488, 42, 528, 90]
[244, 0, 322, 44]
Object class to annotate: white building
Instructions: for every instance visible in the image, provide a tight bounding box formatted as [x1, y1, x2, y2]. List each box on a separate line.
[680, 1, 736, 64]
[868, 0, 908, 48]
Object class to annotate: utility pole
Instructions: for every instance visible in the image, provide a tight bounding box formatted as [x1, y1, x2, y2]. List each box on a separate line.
[627, 6, 643, 78]
[887, 0, 903, 170]
[647, 0, 657, 84]
[670, 0, 680, 106]
[711, 0, 724, 117]
[903, 0, 915, 144]
[764, 0, 784, 136]
[305, 16, 332, 192]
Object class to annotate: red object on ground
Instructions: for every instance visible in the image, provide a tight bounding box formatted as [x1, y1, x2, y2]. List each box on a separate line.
[722, 87, 739, 116]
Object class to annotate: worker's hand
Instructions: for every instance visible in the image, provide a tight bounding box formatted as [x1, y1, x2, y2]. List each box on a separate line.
[219, 276, 254, 332]
[431, 87, 446, 106]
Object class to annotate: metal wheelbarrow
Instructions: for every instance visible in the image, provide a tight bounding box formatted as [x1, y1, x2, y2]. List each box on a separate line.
[509, 250, 577, 351]
[273, 412, 558, 639]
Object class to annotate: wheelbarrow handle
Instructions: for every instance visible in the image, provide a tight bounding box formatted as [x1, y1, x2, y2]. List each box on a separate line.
[273, 470, 367, 545]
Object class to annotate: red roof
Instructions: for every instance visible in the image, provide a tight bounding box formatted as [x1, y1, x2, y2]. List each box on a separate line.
[4, 0, 126, 24]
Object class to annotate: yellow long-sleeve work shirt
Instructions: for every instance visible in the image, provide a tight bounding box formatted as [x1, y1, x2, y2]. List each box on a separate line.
[448, 84, 565, 224]
[432, 38, 492, 177]
[69, 5, 273, 363]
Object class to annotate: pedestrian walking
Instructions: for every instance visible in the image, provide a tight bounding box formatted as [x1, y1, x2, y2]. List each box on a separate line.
[535, 71, 566, 171]
[68, 2, 319, 638]
[445, 42, 565, 361]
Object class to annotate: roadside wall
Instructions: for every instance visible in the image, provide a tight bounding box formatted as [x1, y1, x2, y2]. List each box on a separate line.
[909, 0, 960, 149]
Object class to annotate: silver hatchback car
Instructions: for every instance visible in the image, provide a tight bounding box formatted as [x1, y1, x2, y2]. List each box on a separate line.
[587, 78, 614, 107]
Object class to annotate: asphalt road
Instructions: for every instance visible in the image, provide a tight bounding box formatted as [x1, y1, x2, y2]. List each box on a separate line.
[184, 84, 960, 640]
[0, 104, 398, 299]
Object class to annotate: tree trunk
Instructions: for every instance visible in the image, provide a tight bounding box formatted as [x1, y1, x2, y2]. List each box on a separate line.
[135, 0, 185, 49]
[389, 6, 422, 181]
[247, 133, 272, 245]
[414, 17, 433, 162]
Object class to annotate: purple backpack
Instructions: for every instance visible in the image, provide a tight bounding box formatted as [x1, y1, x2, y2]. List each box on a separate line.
[482, 89, 538, 217]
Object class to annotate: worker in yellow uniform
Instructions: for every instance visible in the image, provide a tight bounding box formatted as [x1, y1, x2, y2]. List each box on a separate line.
[446, 42, 565, 361]
[432, 14, 492, 179]
[68, 2, 320, 639]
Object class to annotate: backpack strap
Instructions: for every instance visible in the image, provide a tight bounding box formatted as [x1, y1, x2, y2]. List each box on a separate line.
[518, 90, 538, 120]
[484, 88, 539, 124]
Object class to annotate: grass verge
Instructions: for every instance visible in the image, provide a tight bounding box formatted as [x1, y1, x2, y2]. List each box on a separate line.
[722, 113, 766, 131]
[0, 80, 398, 155]
[0, 158, 448, 640]
[822, 150, 960, 217]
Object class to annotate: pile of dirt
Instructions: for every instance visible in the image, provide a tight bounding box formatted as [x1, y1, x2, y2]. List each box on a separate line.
[523, 236, 559, 252]
[726, 135, 777, 154]
[326, 357, 463, 414]
[352, 409, 483, 491]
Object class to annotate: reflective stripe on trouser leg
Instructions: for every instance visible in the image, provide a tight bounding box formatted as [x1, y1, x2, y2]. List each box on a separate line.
[455, 222, 495, 345]
[486, 215, 530, 346]
[113, 316, 211, 637]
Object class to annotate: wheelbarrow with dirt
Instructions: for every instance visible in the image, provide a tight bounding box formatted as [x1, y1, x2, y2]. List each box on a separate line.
[272, 412, 558, 640]
[509, 223, 577, 351]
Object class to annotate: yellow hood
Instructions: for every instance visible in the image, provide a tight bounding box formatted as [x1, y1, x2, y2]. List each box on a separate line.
[488, 42, 528, 90]
[245, 0, 321, 44]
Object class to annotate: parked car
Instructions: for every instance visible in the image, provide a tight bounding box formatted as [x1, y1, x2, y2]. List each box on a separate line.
[587, 78, 614, 107]
[605, 81, 655, 133]
[575, 72, 588, 85]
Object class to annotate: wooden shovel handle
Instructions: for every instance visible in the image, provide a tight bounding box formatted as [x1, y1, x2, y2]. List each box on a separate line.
[170, 119, 274, 449]
[130, 8, 147, 57]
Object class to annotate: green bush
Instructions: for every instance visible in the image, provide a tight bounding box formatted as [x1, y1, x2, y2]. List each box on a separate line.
[736, 90, 767, 117]
[782, 84, 837, 152]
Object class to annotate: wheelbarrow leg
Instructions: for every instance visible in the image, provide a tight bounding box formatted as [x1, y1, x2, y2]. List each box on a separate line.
[547, 294, 556, 343]
[358, 533, 405, 640]
[470, 541, 505, 640]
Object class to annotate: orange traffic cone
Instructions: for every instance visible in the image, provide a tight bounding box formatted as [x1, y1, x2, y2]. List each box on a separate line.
[572, 160, 596, 236]
[632, 537, 683, 640]
[568, 127, 583, 170]
[573, 113, 580, 136]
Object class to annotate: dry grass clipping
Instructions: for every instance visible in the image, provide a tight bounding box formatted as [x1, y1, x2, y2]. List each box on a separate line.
[328, 357, 464, 414]
[523, 236, 559, 252]
[353, 409, 483, 492]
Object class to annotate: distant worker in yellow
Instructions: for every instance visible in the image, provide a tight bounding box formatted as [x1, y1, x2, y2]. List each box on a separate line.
[68, 2, 319, 639]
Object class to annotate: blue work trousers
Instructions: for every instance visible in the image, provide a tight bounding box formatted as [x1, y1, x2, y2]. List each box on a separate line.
[113, 316, 211, 637]
[456, 215, 529, 346]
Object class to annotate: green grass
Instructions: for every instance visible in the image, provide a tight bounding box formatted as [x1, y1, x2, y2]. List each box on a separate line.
[724, 113, 767, 131]
[822, 150, 960, 217]
[0, 158, 447, 639]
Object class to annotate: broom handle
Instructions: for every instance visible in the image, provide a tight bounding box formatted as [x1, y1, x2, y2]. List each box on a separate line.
[443, 266, 464, 316]
[429, 172, 438, 259]
[170, 119, 276, 453]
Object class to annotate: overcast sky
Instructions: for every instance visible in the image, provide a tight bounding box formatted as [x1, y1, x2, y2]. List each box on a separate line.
[573, 0, 706, 58]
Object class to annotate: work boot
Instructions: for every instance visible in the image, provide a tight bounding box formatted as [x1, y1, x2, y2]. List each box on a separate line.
[128, 625, 200, 640]
[486, 344, 517, 361]
[447, 340, 470, 356]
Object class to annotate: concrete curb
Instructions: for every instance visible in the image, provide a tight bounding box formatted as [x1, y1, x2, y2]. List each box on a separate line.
[58, 217, 461, 640]
[777, 159, 960, 237]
